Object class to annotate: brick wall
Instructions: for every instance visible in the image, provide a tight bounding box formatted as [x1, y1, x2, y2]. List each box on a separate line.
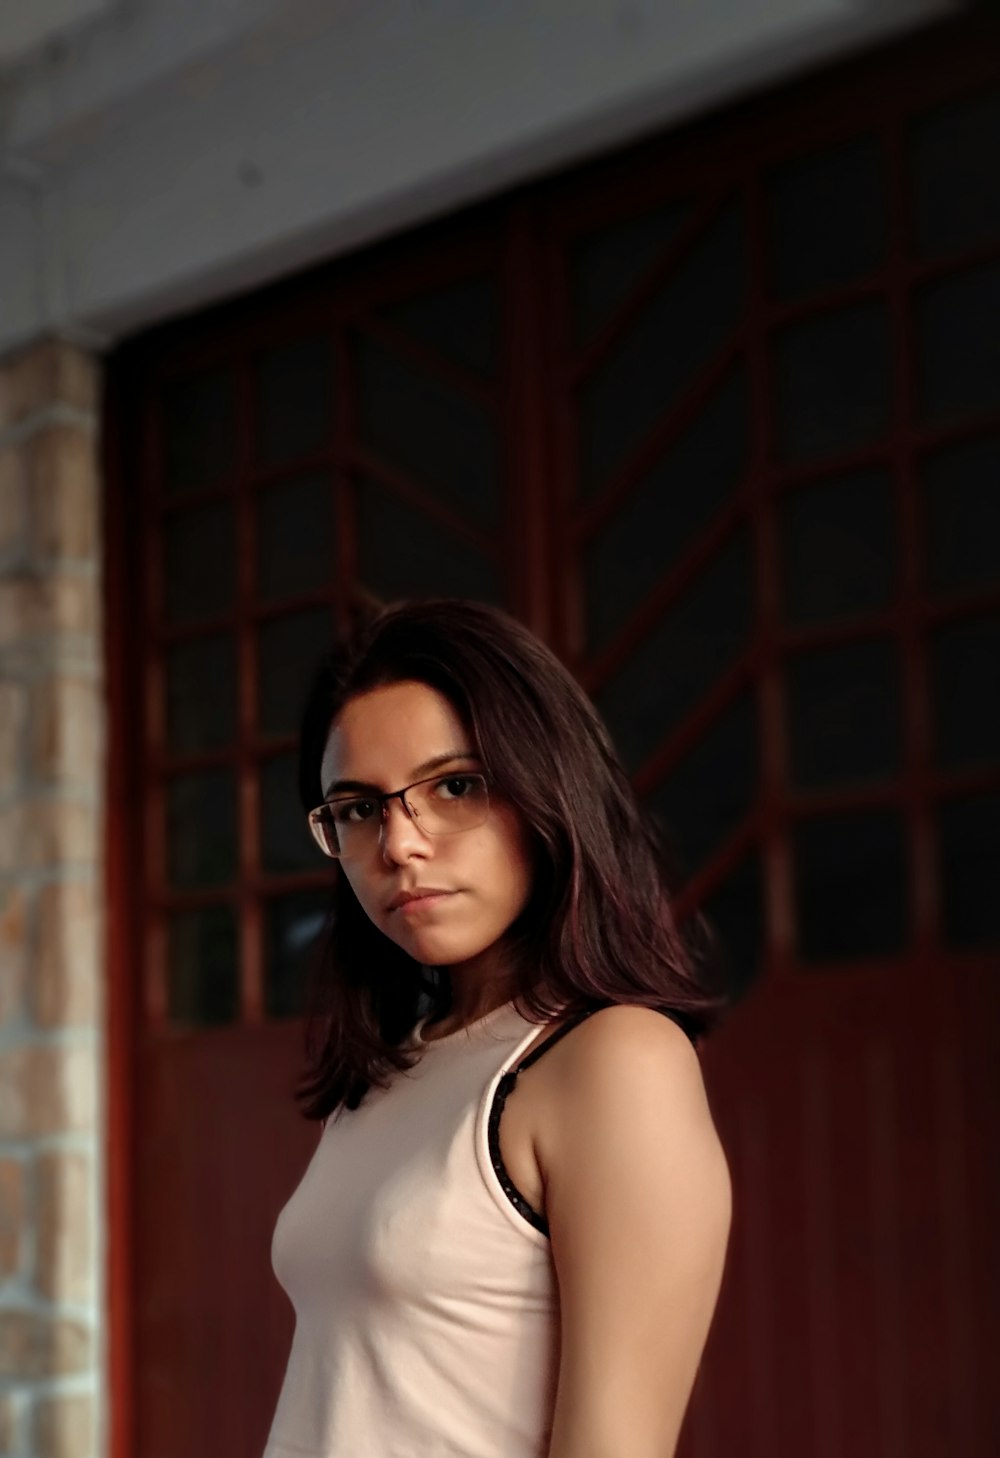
[0, 343, 104, 1458]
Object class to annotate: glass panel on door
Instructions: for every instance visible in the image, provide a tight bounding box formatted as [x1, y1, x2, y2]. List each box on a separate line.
[910, 83, 1000, 259]
[594, 528, 753, 774]
[916, 259, 1000, 423]
[922, 434, 1000, 595]
[928, 612, 1000, 769]
[260, 750, 326, 875]
[166, 905, 239, 1026]
[354, 332, 500, 530]
[254, 334, 335, 467]
[937, 790, 1000, 948]
[355, 473, 502, 604]
[577, 201, 747, 498]
[162, 368, 236, 497]
[794, 809, 907, 962]
[256, 474, 337, 603]
[378, 274, 499, 378]
[164, 634, 237, 754]
[166, 769, 238, 888]
[644, 691, 758, 877]
[778, 468, 896, 624]
[764, 134, 886, 301]
[785, 638, 902, 790]
[701, 851, 765, 1000]
[257, 607, 335, 738]
[772, 302, 891, 463]
[163, 501, 237, 626]
[264, 888, 333, 1019]
[583, 366, 750, 652]
[568, 196, 693, 346]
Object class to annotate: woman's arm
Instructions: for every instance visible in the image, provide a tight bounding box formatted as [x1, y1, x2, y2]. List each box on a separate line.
[541, 1006, 732, 1458]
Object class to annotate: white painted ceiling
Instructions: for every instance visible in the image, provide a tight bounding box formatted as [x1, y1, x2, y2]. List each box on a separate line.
[0, 0, 959, 357]
[0, 0, 113, 67]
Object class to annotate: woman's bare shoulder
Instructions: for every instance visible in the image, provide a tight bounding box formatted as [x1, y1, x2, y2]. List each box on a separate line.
[532, 1004, 717, 1172]
[536, 1006, 731, 1458]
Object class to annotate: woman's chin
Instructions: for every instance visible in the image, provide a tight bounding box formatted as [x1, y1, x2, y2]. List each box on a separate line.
[402, 936, 474, 966]
[394, 928, 493, 968]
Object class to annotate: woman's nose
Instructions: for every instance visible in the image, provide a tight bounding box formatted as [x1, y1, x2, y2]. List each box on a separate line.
[379, 796, 432, 863]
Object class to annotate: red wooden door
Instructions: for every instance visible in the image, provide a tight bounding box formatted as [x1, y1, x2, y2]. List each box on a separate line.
[106, 17, 1000, 1458]
[537, 24, 1000, 1454]
[108, 217, 553, 1458]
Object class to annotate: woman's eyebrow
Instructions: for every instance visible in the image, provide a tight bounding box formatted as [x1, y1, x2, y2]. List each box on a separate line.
[323, 751, 480, 800]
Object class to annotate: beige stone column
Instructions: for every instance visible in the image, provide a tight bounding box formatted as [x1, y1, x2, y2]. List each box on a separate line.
[0, 342, 104, 1458]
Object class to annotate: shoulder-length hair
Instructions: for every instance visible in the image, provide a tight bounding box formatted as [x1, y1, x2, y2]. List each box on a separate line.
[294, 597, 727, 1120]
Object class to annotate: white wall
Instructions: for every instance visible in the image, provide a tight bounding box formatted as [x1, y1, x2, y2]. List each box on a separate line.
[0, 0, 957, 358]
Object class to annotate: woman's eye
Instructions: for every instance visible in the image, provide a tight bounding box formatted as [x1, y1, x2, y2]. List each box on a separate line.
[333, 799, 377, 824]
[434, 775, 474, 799]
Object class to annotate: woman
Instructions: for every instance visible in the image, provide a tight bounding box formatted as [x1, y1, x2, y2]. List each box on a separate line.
[263, 598, 733, 1458]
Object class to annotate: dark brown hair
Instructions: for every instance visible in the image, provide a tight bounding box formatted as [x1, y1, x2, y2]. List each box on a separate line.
[295, 598, 727, 1120]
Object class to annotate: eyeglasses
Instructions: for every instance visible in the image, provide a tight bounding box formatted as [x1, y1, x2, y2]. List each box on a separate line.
[307, 771, 491, 859]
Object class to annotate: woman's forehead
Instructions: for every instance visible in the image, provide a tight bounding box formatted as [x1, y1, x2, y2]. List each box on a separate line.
[321, 681, 470, 783]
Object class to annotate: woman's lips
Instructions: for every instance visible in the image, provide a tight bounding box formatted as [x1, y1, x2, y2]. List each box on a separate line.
[393, 891, 456, 915]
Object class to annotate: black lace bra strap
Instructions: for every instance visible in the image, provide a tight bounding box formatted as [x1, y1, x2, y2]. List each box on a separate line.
[512, 1008, 598, 1077]
[513, 1005, 696, 1079]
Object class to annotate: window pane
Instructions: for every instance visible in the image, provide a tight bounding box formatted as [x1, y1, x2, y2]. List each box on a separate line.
[578, 202, 747, 497]
[910, 85, 1000, 259]
[765, 135, 886, 301]
[701, 852, 765, 1002]
[166, 770, 237, 888]
[928, 613, 1000, 769]
[645, 692, 758, 876]
[162, 369, 236, 496]
[256, 474, 336, 603]
[164, 634, 237, 754]
[595, 529, 753, 774]
[584, 368, 750, 652]
[922, 435, 1000, 596]
[163, 502, 236, 626]
[260, 752, 325, 874]
[258, 608, 333, 738]
[937, 792, 1000, 949]
[379, 275, 499, 378]
[355, 333, 499, 530]
[264, 888, 332, 1019]
[255, 335, 334, 467]
[166, 905, 239, 1026]
[356, 475, 502, 605]
[779, 469, 896, 625]
[786, 639, 902, 790]
[569, 197, 693, 346]
[795, 811, 907, 962]
[773, 303, 891, 464]
[916, 260, 1000, 424]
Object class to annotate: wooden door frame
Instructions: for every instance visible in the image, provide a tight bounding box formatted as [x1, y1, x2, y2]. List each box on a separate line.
[102, 14, 1000, 1457]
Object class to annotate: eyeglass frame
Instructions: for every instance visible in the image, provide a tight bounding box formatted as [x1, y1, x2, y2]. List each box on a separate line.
[306, 769, 493, 859]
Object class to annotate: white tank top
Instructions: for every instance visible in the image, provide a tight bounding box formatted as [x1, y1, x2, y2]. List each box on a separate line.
[262, 1000, 571, 1458]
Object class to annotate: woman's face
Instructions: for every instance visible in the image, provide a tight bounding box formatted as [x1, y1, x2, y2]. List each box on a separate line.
[319, 679, 534, 981]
